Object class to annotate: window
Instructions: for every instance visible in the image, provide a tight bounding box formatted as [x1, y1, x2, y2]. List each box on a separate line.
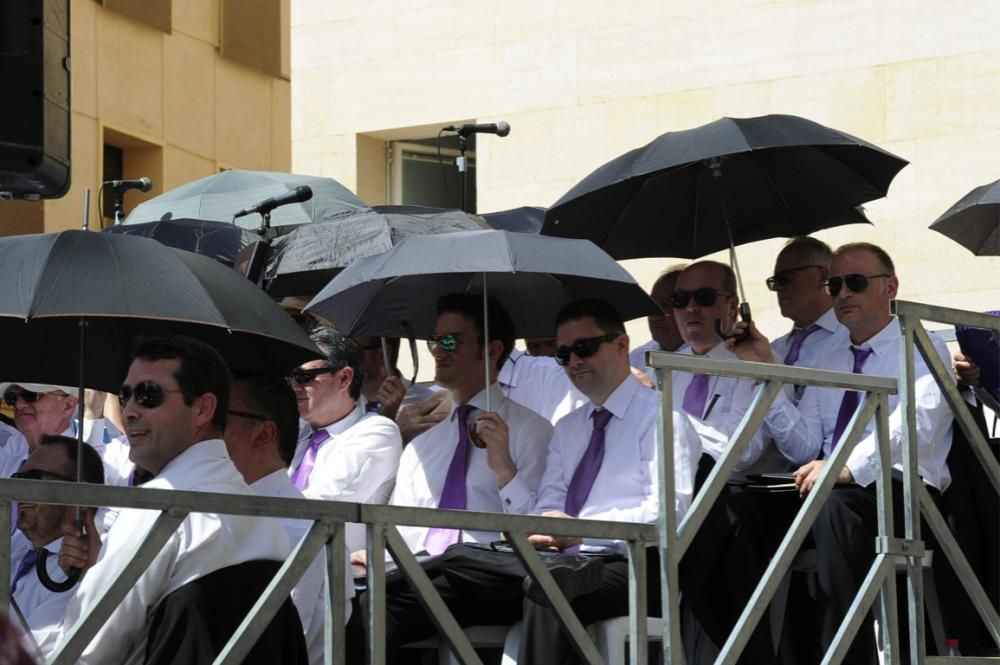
[388, 135, 476, 212]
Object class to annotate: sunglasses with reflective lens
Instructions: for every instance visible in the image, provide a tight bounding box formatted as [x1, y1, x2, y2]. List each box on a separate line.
[765, 265, 825, 291]
[11, 468, 77, 483]
[669, 288, 734, 309]
[285, 366, 339, 386]
[118, 381, 184, 410]
[554, 333, 622, 366]
[426, 333, 459, 353]
[824, 273, 891, 297]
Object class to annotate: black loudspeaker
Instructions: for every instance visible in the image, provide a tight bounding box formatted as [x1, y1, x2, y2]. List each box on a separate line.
[0, 0, 71, 200]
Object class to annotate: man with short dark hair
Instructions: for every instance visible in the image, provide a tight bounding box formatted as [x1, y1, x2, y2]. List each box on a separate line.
[287, 327, 402, 553]
[56, 335, 292, 664]
[224, 370, 352, 665]
[741, 242, 955, 664]
[9, 435, 103, 655]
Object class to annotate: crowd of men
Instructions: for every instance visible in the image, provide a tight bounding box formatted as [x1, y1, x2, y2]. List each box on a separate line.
[0, 236, 982, 665]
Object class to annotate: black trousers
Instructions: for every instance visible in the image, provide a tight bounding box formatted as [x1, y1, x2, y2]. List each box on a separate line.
[812, 480, 941, 665]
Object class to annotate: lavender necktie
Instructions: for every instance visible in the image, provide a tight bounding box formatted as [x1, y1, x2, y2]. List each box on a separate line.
[831, 346, 875, 447]
[682, 373, 710, 417]
[564, 408, 614, 517]
[11, 548, 37, 594]
[783, 323, 822, 365]
[423, 404, 475, 555]
[290, 429, 331, 490]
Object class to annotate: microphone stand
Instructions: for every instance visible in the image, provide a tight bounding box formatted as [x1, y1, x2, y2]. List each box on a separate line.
[456, 134, 470, 212]
[112, 188, 126, 225]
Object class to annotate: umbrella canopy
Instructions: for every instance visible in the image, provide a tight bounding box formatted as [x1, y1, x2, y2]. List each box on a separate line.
[123, 169, 367, 230]
[481, 206, 546, 234]
[0, 230, 321, 391]
[542, 114, 907, 260]
[929, 178, 1000, 255]
[263, 206, 488, 298]
[304, 230, 660, 339]
[103, 218, 259, 266]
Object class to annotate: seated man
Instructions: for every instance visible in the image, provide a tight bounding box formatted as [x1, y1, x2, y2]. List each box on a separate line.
[9, 435, 104, 655]
[56, 335, 292, 664]
[630, 265, 687, 381]
[739, 242, 954, 665]
[0, 383, 78, 478]
[224, 370, 353, 665]
[350, 294, 553, 660]
[287, 327, 403, 553]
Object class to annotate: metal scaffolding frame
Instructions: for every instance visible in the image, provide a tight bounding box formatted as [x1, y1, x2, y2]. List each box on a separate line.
[1, 299, 997, 664]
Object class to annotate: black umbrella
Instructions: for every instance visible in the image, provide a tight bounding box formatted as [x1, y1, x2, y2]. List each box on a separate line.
[122, 169, 367, 230]
[103, 218, 259, 266]
[305, 229, 658, 412]
[543, 114, 905, 261]
[929, 178, 1000, 255]
[263, 206, 488, 298]
[0, 230, 321, 391]
[481, 206, 546, 234]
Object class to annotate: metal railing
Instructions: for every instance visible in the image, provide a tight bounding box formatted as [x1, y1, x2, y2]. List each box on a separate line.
[1, 299, 997, 665]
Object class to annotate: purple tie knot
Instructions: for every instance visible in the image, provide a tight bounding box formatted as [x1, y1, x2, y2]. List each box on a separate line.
[783, 323, 822, 365]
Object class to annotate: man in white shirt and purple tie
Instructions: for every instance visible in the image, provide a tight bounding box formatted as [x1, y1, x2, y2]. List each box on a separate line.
[735, 242, 954, 665]
[287, 327, 403, 553]
[347, 294, 552, 662]
[766, 237, 847, 378]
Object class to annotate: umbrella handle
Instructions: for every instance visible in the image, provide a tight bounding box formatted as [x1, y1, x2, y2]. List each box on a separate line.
[714, 302, 753, 343]
[35, 549, 81, 593]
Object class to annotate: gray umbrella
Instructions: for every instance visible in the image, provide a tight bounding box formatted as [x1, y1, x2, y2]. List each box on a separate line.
[123, 169, 367, 229]
[929, 178, 1000, 255]
[304, 229, 659, 339]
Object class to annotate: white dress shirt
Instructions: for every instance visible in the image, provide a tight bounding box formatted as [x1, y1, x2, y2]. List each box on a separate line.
[251, 469, 353, 665]
[290, 405, 403, 553]
[533, 375, 701, 550]
[673, 344, 767, 470]
[770, 308, 848, 368]
[765, 318, 954, 490]
[56, 439, 292, 665]
[9, 531, 72, 656]
[498, 349, 587, 425]
[390, 383, 553, 553]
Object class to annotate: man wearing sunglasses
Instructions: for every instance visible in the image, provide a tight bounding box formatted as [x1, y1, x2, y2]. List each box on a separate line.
[287, 327, 402, 554]
[10, 435, 104, 655]
[0, 383, 78, 478]
[224, 370, 352, 665]
[736, 242, 954, 665]
[55, 335, 292, 664]
[767, 237, 847, 374]
[629, 265, 688, 381]
[353, 294, 553, 660]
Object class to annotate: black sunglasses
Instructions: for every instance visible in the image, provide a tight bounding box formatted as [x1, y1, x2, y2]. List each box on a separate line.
[286, 366, 339, 386]
[12, 468, 77, 483]
[426, 333, 460, 353]
[554, 333, 621, 366]
[669, 288, 734, 309]
[765, 265, 824, 291]
[824, 273, 891, 297]
[118, 381, 184, 410]
[3, 388, 43, 407]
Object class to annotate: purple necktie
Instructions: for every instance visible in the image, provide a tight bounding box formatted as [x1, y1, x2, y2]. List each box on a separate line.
[11, 548, 37, 594]
[564, 408, 614, 517]
[290, 429, 331, 490]
[831, 347, 876, 447]
[682, 373, 710, 417]
[783, 324, 822, 365]
[423, 404, 475, 555]
[365, 402, 380, 414]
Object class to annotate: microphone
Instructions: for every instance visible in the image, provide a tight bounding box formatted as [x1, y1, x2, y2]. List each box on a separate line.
[444, 121, 510, 137]
[106, 177, 152, 193]
[234, 185, 313, 218]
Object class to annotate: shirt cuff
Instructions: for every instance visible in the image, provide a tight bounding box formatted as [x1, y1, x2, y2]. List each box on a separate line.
[845, 454, 877, 488]
[497, 473, 533, 513]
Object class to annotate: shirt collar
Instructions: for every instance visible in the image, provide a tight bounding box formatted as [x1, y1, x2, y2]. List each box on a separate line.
[451, 383, 505, 420]
[585, 373, 640, 422]
[797, 307, 842, 335]
[250, 468, 294, 495]
[852, 317, 899, 359]
[155, 438, 231, 483]
[497, 348, 524, 388]
[318, 403, 364, 436]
